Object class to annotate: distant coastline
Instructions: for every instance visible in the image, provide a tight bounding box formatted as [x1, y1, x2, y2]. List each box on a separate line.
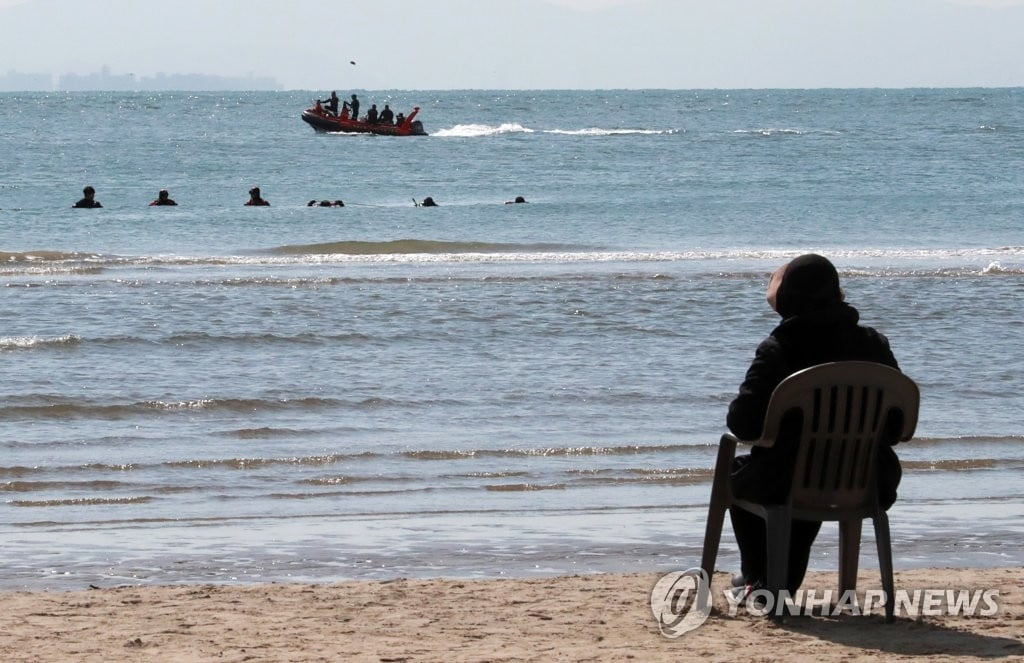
[0, 65, 281, 92]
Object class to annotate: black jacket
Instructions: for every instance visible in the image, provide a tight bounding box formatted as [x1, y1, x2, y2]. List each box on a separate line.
[728, 302, 898, 439]
[727, 302, 902, 505]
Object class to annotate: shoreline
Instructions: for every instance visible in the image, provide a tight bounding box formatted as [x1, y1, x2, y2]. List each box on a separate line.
[1, 567, 1020, 662]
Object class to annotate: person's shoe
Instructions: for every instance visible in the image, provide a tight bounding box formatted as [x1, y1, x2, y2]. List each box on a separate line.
[731, 573, 746, 589]
[730, 580, 767, 609]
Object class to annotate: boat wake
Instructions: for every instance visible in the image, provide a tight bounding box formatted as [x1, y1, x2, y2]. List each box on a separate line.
[434, 123, 534, 137]
[433, 124, 678, 137]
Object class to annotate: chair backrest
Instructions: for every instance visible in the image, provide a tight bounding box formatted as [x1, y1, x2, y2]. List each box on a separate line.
[760, 361, 919, 515]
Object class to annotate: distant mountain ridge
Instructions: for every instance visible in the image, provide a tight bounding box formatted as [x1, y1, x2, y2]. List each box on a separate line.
[0, 66, 281, 91]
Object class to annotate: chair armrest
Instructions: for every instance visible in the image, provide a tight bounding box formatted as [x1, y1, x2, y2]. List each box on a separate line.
[725, 432, 775, 448]
[713, 433, 738, 480]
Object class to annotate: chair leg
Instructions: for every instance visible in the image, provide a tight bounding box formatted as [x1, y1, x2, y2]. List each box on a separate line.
[873, 511, 896, 622]
[700, 435, 737, 581]
[701, 501, 726, 582]
[838, 518, 863, 594]
[763, 506, 792, 619]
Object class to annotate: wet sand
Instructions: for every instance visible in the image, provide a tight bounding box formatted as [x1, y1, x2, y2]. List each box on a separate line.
[0, 567, 1021, 662]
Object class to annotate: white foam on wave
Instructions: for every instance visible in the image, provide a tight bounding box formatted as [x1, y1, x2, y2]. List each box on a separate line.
[982, 261, 1009, 274]
[0, 334, 80, 350]
[102, 246, 1024, 268]
[4, 247, 1022, 276]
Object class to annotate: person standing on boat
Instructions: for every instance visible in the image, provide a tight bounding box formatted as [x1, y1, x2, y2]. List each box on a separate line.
[366, 104, 378, 124]
[379, 104, 394, 125]
[349, 94, 360, 121]
[318, 91, 340, 116]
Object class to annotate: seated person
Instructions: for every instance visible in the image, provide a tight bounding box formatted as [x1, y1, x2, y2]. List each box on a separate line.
[394, 112, 405, 127]
[73, 185, 102, 208]
[379, 104, 394, 125]
[149, 189, 177, 206]
[727, 254, 902, 597]
[366, 104, 378, 124]
[245, 187, 270, 206]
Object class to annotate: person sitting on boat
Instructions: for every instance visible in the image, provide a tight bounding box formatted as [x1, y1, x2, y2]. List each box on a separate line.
[318, 91, 340, 116]
[339, 101, 351, 120]
[395, 112, 405, 127]
[73, 185, 102, 208]
[349, 94, 360, 121]
[245, 187, 270, 206]
[366, 104, 378, 124]
[150, 189, 177, 206]
[379, 104, 394, 125]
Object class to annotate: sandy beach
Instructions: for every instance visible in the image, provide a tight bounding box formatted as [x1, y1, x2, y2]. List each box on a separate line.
[0, 567, 1020, 662]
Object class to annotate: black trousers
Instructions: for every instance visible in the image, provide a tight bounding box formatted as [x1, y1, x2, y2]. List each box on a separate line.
[729, 505, 822, 592]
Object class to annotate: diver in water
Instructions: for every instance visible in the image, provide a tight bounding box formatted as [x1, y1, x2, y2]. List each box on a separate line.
[245, 187, 270, 206]
[73, 185, 102, 208]
[149, 189, 177, 206]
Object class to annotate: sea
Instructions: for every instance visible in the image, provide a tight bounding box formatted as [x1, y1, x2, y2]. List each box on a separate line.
[0, 89, 1022, 591]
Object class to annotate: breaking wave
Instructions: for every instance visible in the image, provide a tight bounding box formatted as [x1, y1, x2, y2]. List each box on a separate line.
[269, 239, 580, 255]
[0, 335, 81, 351]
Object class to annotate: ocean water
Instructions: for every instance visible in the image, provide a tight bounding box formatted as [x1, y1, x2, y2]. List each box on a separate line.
[1, 89, 1022, 590]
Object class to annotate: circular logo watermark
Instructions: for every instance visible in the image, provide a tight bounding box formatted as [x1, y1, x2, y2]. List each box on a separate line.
[649, 568, 712, 638]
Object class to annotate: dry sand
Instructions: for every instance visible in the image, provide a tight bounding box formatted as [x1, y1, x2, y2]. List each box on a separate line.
[0, 567, 1021, 662]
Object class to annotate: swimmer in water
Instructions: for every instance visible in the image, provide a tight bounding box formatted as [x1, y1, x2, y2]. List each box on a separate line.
[149, 189, 177, 206]
[73, 185, 102, 208]
[245, 187, 270, 206]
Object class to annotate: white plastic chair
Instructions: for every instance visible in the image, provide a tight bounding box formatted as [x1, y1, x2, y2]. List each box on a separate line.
[700, 361, 920, 621]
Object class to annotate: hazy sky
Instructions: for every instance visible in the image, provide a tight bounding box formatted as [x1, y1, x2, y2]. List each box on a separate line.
[2, 0, 1023, 89]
